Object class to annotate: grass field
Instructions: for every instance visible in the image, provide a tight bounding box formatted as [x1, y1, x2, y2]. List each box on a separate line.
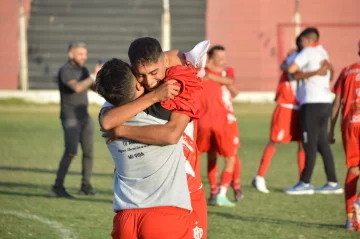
[0, 101, 359, 239]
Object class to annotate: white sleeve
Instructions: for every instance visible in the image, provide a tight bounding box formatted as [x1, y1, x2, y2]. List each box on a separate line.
[184, 40, 210, 68]
[294, 48, 310, 70]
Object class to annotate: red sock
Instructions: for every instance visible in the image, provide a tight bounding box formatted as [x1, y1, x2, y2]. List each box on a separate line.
[232, 155, 241, 190]
[220, 171, 233, 188]
[345, 171, 359, 214]
[207, 154, 218, 193]
[257, 144, 276, 177]
[297, 150, 305, 179]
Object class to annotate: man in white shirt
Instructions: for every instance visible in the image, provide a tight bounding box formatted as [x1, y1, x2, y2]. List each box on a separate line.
[284, 27, 342, 195]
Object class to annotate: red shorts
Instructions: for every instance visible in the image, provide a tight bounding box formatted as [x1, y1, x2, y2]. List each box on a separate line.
[111, 207, 191, 239]
[190, 189, 207, 239]
[342, 126, 360, 169]
[270, 105, 301, 143]
[197, 122, 240, 157]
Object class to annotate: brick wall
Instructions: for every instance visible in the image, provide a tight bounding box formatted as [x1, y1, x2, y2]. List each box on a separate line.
[0, 0, 31, 89]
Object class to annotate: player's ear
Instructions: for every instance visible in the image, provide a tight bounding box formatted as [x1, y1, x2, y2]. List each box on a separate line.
[163, 54, 169, 68]
[68, 50, 73, 59]
[135, 81, 144, 92]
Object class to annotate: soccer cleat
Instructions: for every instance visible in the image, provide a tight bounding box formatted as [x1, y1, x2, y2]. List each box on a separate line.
[48, 185, 74, 199]
[215, 195, 236, 207]
[233, 188, 244, 202]
[284, 181, 314, 195]
[78, 184, 96, 196]
[252, 176, 269, 194]
[314, 183, 343, 194]
[207, 193, 217, 206]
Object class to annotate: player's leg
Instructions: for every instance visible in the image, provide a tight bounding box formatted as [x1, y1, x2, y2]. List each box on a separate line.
[111, 210, 138, 239]
[79, 116, 95, 195]
[207, 150, 218, 205]
[297, 142, 305, 179]
[139, 207, 191, 239]
[341, 127, 360, 230]
[232, 154, 243, 202]
[315, 104, 341, 194]
[286, 104, 317, 195]
[49, 118, 80, 198]
[190, 189, 208, 239]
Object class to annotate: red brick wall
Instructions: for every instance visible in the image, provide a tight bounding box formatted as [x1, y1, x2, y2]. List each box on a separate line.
[0, 0, 31, 90]
[206, 0, 360, 91]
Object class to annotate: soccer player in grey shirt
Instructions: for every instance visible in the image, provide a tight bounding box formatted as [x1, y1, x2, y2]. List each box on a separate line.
[97, 59, 193, 239]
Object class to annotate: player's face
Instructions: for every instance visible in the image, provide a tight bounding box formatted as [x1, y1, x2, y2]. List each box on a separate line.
[211, 50, 227, 69]
[300, 36, 311, 47]
[69, 47, 87, 66]
[133, 55, 168, 91]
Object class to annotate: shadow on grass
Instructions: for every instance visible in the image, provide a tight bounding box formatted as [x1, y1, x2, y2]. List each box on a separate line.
[0, 166, 112, 177]
[208, 211, 343, 230]
[0, 182, 113, 195]
[0, 190, 112, 204]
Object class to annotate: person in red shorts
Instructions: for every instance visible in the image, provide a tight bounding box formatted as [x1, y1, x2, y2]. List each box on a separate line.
[252, 35, 330, 193]
[197, 45, 242, 207]
[101, 38, 209, 239]
[329, 41, 360, 230]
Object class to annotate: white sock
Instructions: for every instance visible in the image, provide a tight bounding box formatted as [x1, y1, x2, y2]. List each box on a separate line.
[328, 182, 338, 187]
[218, 186, 227, 197]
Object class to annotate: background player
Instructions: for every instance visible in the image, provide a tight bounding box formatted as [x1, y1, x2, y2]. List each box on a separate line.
[252, 36, 330, 193]
[329, 41, 360, 230]
[197, 45, 242, 207]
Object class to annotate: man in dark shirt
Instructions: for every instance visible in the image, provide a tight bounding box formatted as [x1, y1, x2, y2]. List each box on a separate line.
[49, 41, 101, 198]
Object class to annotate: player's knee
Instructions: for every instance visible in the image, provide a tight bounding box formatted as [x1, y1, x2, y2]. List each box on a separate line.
[268, 140, 278, 148]
[349, 167, 360, 176]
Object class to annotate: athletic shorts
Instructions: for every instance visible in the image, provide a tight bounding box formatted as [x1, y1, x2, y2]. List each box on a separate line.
[342, 126, 360, 169]
[197, 122, 240, 157]
[190, 188, 207, 239]
[111, 206, 191, 239]
[270, 105, 301, 143]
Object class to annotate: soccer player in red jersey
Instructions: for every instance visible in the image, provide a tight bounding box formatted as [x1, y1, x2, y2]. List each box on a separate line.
[197, 45, 242, 207]
[252, 35, 330, 193]
[101, 38, 209, 239]
[329, 41, 360, 230]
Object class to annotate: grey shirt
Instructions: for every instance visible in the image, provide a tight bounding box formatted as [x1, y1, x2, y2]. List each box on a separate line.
[58, 61, 90, 119]
[100, 102, 191, 212]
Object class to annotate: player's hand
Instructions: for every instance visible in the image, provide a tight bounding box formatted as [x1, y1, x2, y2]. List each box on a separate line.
[102, 129, 117, 144]
[317, 60, 330, 75]
[93, 63, 102, 76]
[152, 80, 180, 102]
[328, 131, 335, 144]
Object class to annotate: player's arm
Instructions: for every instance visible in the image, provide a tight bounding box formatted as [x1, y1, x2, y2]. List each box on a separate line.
[105, 112, 190, 145]
[226, 84, 239, 98]
[205, 73, 233, 85]
[329, 70, 345, 143]
[100, 80, 180, 131]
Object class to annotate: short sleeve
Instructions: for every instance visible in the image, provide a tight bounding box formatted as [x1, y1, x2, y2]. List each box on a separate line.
[294, 48, 310, 70]
[332, 68, 347, 95]
[59, 68, 75, 84]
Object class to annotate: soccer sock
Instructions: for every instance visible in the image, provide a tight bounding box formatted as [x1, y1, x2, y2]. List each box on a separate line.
[232, 155, 241, 190]
[345, 171, 359, 215]
[207, 154, 218, 194]
[257, 144, 276, 177]
[219, 171, 232, 197]
[297, 149, 305, 179]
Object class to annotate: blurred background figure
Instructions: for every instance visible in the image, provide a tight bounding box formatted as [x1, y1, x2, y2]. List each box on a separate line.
[49, 41, 101, 198]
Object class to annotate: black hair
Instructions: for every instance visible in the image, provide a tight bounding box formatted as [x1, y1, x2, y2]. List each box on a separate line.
[95, 58, 136, 106]
[300, 27, 320, 42]
[207, 45, 225, 59]
[295, 35, 303, 52]
[128, 37, 163, 66]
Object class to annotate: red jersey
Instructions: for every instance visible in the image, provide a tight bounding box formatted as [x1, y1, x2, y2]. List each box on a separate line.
[161, 65, 203, 193]
[332, 62, 360, 130]
[199, 67, 236, 129]
[275, 72, 299, 106]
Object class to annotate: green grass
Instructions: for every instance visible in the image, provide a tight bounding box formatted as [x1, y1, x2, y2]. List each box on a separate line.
[0, 103, 359, 239]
